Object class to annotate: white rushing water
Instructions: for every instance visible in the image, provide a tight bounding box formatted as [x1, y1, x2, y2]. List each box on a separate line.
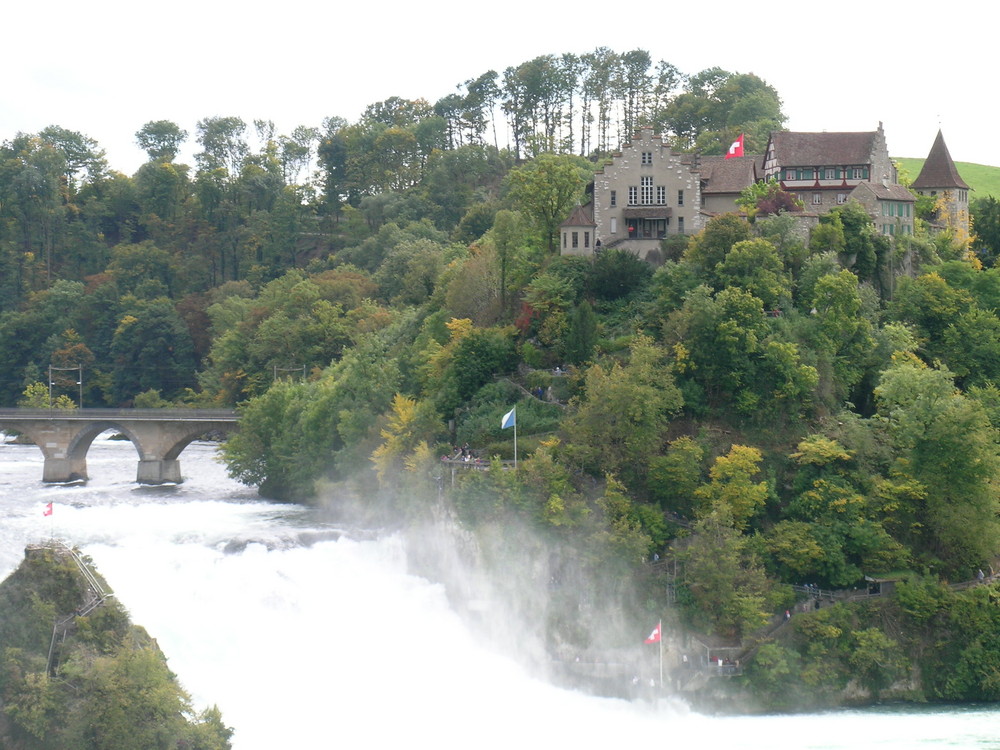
[1, 434, 998, 749]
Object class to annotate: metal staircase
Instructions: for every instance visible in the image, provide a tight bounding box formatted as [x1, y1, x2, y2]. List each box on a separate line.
[45, 541, 114, 674]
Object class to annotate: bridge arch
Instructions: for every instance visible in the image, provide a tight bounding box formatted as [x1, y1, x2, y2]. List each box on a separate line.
[65, 421, 141, 462]
[0, 409, 239, 484]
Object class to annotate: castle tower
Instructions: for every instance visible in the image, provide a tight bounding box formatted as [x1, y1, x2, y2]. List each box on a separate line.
[911, 130, 971, 243]
[559, 204, 597, 257]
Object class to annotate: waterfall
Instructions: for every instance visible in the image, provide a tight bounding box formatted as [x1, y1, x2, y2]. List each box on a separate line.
[1, 435, 996, 749]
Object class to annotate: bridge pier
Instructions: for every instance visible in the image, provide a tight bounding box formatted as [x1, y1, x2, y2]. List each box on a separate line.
[137, 459, 182, 485]
[42, 456, 88, 483]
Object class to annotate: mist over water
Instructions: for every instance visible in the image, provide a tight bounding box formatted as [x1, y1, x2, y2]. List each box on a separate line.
[1, 435, 998, 748]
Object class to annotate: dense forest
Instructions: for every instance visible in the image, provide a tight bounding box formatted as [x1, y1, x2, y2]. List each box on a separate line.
[5, 47, 1000, 709]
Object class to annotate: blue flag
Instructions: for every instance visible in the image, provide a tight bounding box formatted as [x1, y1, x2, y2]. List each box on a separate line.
[501, 407, 516, 430]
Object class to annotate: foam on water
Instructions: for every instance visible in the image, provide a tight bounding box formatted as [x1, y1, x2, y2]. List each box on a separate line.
[1, 435, 998, 749]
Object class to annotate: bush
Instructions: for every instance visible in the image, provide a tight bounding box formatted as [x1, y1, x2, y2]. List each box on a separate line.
[133, 389, 170, 408]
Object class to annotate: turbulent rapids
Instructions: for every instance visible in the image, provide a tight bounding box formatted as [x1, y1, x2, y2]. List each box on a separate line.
[1, 434, 997, 749]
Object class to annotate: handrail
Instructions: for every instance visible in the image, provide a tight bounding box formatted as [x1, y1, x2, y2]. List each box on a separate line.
[45, 541, 115, 674]
[0, 407, 238, 420]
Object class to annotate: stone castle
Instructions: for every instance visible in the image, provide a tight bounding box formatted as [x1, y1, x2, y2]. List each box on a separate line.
[560, 125, 970, 261]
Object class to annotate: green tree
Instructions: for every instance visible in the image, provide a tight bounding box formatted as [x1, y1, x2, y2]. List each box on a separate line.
[109, 298, 196, 403]
[195, 116, 248, 176]
[563, 300, 598, 365]
[807, 270, 877, 399]
[133, 159, 191, 224]
[18, 382, 75, 409]
[847, 628, 907, 698]
[810, 213, 846, 256]
[106, 241, 175, 297]
[587, 475, 662, 570]
[681, 506, 772, 637]
[889, 272, 974, 365]
[682, 213, 752, 282]
[579, 47, 619, 155]
[668, 285, 816, 419]
[225, 329, 403, 498]
[835, 201, 889, 287]
[661, 69, 785, 152]
[972, 195, 1000, 267]
[874, 356, 1000, 574]
[0, 280, 91, 405]
[1, 135, 67, 285]
[586, 247, 653, 300]
[420, 145, 512, 231]
[135, 120, 188, 161]
[70, 647, 190, 749]
[443, 248, 504, 326]
[560, 336, 683, 488]
[373, 237, 451, 306]
[490, 208, 530, 310]
[938, 307, 1000, 388]
[436, 323, 519, 410]
[746, 643, 803, 707]
[505, 153, 590, 254]
[716, 238, 790, 310]
[647, 435, 704, 516]
[779, 431, 906, 587]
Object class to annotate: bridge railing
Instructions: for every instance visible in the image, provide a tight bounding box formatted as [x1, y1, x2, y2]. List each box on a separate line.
[0, 408, 238, 421]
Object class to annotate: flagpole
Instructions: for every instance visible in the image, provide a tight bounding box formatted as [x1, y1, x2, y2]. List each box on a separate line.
[44, 502, 54, 542]
[658, 619, 663, 689]
[502, 406, 517, 470]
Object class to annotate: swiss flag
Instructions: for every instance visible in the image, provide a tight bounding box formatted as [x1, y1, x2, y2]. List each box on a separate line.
[644, 622, 661, 644]
[43, 502, 53, 517]
[725, 133, 745, 159]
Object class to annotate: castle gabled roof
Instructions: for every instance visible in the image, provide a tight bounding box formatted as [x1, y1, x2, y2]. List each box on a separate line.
[911, 130, 969, 190]
[850, 181, 916, 202]
[697, 154, 760, 194]
[769, 130, 878, 166]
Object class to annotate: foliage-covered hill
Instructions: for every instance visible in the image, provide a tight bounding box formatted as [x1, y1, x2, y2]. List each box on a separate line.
[0, 544, 232, 749]
[5, 49, 1000, 712]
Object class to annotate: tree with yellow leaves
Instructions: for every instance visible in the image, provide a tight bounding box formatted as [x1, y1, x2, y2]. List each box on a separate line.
[371, 393, 443, 489]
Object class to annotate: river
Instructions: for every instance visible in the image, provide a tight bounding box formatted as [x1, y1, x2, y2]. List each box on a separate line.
[1, 434, 997, 749]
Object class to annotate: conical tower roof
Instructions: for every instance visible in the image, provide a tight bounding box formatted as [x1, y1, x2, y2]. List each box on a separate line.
[912, 130, 969, 190]
[560, 203, 595, 228]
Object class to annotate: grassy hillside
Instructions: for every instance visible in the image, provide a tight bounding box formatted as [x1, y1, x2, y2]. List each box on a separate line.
[895, 157, 1000, 199]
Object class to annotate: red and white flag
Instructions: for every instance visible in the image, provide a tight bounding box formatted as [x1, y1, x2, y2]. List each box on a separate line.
[644, 622, 661, 644]
[43, 502, 53, 517]
[725, 133, 745, 159]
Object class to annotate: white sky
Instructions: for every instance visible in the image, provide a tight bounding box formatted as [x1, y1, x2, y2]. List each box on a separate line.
[2, 0, 993, 176]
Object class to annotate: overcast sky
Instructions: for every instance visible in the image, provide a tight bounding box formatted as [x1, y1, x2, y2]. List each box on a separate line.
[3, 0, 991, 176]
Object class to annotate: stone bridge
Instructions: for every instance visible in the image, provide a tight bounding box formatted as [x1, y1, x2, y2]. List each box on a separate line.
[0, 408, 239, 484]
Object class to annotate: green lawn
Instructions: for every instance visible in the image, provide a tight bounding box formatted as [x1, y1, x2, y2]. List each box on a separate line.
[895, 157, 1000, 199]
